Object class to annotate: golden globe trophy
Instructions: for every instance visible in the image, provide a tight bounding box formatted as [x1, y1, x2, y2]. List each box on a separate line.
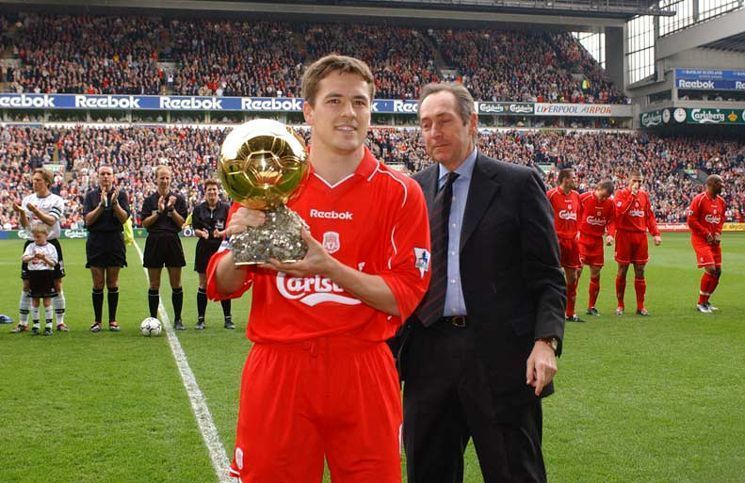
[218, 119, 310, 265]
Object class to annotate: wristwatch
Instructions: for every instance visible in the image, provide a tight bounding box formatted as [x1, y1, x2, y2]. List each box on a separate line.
[537, 337, 559, 353]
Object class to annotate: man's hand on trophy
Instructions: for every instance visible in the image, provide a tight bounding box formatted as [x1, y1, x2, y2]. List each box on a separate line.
[225, 207, 266, 237]
[263, 229, 333, 278]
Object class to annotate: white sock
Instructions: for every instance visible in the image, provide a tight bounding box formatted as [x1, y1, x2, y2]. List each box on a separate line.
[45, 306, 53, 327]
[31, 306, 40, 327]
[53, 292, 65, 325]
[19, 291, 30, 325]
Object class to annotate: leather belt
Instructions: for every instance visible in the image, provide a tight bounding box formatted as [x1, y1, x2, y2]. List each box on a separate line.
[441, 316, 467, 328]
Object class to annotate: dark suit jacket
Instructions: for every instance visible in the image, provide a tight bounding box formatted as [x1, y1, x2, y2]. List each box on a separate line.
[397, 152, 566, 406]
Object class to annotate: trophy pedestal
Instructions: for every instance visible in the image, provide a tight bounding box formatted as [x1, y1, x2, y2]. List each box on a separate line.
[231, 205, 308, 265]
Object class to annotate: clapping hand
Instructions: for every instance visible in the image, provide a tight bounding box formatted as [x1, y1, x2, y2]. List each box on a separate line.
[111, 186, 121, 206]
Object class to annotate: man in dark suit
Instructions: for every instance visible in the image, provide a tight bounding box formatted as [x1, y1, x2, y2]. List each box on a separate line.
[396, 83, 566, 482]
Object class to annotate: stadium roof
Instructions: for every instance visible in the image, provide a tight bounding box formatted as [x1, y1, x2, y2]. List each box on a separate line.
[703, 31, 745, 53]
[2, 0, 675, 21]
[275, 0, 675, 18]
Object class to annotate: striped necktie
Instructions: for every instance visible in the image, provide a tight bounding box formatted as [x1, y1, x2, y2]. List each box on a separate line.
[416, 171, 459, 327]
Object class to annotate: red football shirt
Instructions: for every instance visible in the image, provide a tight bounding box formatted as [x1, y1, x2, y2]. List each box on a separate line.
[547, 187, 581, 239]
[687, 192, 726, 243]
[613, 188, 660, 236]
[578, 191, 615, 238]
[206, 147, 431, 343]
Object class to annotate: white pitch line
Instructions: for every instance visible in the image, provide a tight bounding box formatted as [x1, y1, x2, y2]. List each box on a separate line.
[133, 241, 233, 483]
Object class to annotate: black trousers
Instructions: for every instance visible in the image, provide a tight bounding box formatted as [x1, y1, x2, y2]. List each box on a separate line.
[402, 322, 546, 483]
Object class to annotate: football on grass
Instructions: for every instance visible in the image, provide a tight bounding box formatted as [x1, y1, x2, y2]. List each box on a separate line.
[140, 317, 162, 337]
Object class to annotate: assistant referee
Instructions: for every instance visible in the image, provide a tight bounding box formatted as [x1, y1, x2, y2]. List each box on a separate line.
[140, 165, 188, 330]
[83, 164, 131, 332]
[192, 179, 233, 330]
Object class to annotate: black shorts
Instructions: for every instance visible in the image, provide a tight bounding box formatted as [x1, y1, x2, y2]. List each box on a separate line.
[21, 239, 65, 280]
[194, 239, 221, 273]
[143, 232, 185, 268]
[86, 231, 127, 268]
[28, 270, 57, 298]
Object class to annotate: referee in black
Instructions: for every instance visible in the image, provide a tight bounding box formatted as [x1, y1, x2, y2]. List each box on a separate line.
[83, 164, 130, 332]
[140, 165, 188, 330]
[191, 179, 233, 330]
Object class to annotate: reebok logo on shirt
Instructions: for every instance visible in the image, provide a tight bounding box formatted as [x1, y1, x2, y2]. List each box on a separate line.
[309, 209, 353, 220]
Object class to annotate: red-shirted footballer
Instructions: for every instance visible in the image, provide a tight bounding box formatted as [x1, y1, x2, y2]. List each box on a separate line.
[577, 180, 615, 316]
[547, 168, 582, 321]
[687, 175, 726, 313]
[613, 171, 661, 316]
[207, 56, 430, 483]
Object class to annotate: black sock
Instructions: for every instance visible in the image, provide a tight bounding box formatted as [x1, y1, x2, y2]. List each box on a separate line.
[92, 289, 104, 322]
[172, 287, 183, 321]
[108, 287, 119, 322]
[221, 299, 232, 319]
[197, 288, 207, 321]
[148, 289, 159, 318]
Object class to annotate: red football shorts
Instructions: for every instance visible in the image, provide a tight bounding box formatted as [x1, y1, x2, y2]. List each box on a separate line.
[558, 236, 581, 269]
[578, 233, 605, 267]
[693, 239, 722, 268]
[229, 335, 402, 483]
[614, 230, 649, 264]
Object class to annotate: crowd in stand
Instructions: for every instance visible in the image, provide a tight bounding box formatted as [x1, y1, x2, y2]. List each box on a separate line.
[2, 12, 625, 103]
[548, 33, 626, 104]
[167, 20, 304, 98]
[1, 125, 743, 231]
[302, 24, 439, 100]
[4, 15, 165, 95]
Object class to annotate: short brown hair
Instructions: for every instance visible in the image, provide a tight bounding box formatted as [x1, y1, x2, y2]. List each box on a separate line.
[597, 180, 615, 195]
[204, 179, 220, 190]
[557, 168, 575, 184]
[418, 83, 475, 125]
[32, 168, 53, 187]
[302, 55, 375, 105]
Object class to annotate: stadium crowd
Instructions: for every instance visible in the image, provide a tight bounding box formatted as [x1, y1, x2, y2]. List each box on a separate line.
[2, 12, 625, 103]
[1, 125, 743, 231]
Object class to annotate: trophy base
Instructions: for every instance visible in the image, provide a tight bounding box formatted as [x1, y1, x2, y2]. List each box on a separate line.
[231, 205, 308, 266]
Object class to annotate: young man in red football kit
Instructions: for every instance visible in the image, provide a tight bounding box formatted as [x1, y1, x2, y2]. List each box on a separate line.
[547, 168, 583, 321]
[577, 180, 615, 316]
[687, 175, 726, 313]
[207, 55, 430, 482]
[613, 170, 662, 316]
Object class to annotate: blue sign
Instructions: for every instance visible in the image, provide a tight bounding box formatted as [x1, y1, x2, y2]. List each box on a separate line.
[0, 93, 420, 114]
[676, 79, 745, 90]
[675, 69, 745, 81]
[675, 69, 745, 91]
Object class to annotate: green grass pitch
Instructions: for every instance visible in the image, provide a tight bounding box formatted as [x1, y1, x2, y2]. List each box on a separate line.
[1, 233, 743, 482]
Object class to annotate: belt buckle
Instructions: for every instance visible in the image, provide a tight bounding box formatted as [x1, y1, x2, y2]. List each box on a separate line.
[450, 316, 467, 328]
